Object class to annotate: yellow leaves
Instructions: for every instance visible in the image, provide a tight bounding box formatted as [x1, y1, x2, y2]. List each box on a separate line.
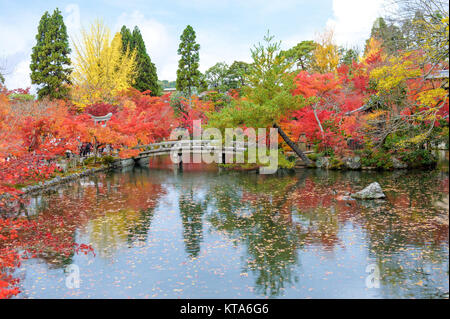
[71, 20, 137, 108]
[370, 52, 422, 93]
[397, 132, 428, 148]
[360, 37, 385, 65]
[414, 14, 449, 65]
[311, 28, 340, 74]
[417, 88, 447, 108]
[365, 110, 387, 121]
[121, 99, 136, 110]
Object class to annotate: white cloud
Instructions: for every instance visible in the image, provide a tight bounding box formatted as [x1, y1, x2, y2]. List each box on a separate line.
[0, 13, 36, 57]
[196, 29, 252, 73]
[1, 6, 80, 91]
[281, 29, 317, 50]
[5, 59, 31, 90]
[116, 11, 178, 80]
[114, 11, 253, 80]
[65, 3, 81, 35]
[326, 0, 386, 50]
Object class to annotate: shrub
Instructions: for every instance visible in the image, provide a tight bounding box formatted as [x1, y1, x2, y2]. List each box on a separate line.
[85, 102, 118, 116]
[8, 93, 35, 101]
[329, 156, 345, 170]
[101, 155, 116, 166]
[399, 149, 437, 168]
[361, 149, 393, 169]
[307, 152, 324, 162]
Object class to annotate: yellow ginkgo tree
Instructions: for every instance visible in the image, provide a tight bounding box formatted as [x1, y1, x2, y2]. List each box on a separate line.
[71, 20, 137, 108]
[311, 28, 340, 74]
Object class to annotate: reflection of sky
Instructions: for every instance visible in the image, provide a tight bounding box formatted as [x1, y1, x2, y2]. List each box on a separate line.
[14, 168, 449, 298]
[15, 216, 386, 298]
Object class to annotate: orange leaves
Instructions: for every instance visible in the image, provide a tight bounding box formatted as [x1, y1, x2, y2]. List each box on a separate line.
[293, 71, 342, 98]
[118, 148, 140, 158]
[287, 68, 368, 153]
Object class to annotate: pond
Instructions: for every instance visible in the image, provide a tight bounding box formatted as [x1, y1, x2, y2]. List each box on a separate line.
[13, 156, 449, 299]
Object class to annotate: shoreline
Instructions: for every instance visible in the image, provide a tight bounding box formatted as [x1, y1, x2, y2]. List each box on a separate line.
[2, 150, 447, 199]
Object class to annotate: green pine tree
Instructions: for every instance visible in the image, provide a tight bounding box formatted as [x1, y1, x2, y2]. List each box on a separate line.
[176, 25, 201, 97]
[120, 26, 160, 96]
[30, 8, 72, 99]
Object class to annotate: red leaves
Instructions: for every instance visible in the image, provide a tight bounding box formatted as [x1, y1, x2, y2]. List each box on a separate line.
[0, 214, 97, 298]
[293, 71, 342, 98]
[286, 69, 368, 153]
[176, 96, 213, 134]
[85, 102, 119, 116]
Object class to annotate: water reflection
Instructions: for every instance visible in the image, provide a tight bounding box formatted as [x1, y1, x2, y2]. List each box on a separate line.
[14, 162, 449, 298]
[179, 188, 206, 258]
[207, 174, 303, 297]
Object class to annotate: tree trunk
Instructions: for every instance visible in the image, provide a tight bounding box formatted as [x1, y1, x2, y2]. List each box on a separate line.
[273, 123, 312, 165]
[93, 137, 98, 164]
[312, 104, 325, 138]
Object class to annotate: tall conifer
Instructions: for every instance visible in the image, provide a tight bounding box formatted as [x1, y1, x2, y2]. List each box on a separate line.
[30, 8, 72, 99]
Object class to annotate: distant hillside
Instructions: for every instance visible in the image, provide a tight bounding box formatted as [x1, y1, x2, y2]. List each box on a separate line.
[158, 80, 176, 89]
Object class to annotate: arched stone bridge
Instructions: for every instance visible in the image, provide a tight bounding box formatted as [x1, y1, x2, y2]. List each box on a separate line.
[131, 140, 251, 167]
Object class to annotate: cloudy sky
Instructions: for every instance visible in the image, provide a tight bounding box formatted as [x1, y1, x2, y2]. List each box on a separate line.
[0, 0, 387, 90]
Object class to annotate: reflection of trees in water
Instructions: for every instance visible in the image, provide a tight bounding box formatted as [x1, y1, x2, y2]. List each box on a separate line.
[376, 246, 449, 299]
[294, 169, 449, 298]
[207, 173, 304, 297]
[354, 200, 449, 298]
[21, 168, 165, 263]
[242, 209, 300, 297]
[126, 208, 155, 245]
[179, 188, 207, 258]
[207, 169, 448, 297]
[18, 166, 448, 297]
[88, 207, 156, 259]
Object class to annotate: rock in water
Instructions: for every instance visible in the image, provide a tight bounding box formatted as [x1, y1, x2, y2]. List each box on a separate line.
[351, 182, 386, 199]
[345, 156, 361, 170]
[316, 157, 330, 169]
[392, 157, 408, 169]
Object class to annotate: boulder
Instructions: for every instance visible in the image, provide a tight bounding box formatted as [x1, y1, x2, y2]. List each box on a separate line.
[316, 157, 330, 169]
[351, 182, 386, 199]
[345, 156, 361, 170]
[336, 195, 355, 201]
[392, 157, 408, 169]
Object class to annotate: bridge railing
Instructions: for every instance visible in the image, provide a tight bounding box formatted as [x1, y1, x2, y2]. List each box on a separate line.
[131, 140, 261, 158]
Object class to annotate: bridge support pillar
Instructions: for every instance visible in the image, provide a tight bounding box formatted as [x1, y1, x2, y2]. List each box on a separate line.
[136, 157, 150, 167]
[178, 152, 183, 170]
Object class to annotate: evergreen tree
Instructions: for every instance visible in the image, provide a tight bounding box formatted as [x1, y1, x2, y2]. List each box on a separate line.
[280, 40, 316, 71]
[365, 17, 405, 55]
[339, 47, 359, 66]
[208, 33, 312, 165]
[176, 25, 201, 97]
[226, 61, 250, 90]
[120, 26, 160, 95]
[30, 8, 71, 99]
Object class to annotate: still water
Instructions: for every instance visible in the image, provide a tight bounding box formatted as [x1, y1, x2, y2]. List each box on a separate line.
[15, 158, 449, 298]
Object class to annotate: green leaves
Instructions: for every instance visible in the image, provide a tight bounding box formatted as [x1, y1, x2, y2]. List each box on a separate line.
[176, 25, 202, 96]
[280, 40, 316, 71]
[208, 33, 303, 129]
[30, 8, 72, 100]
[120, 26, 160, 96]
